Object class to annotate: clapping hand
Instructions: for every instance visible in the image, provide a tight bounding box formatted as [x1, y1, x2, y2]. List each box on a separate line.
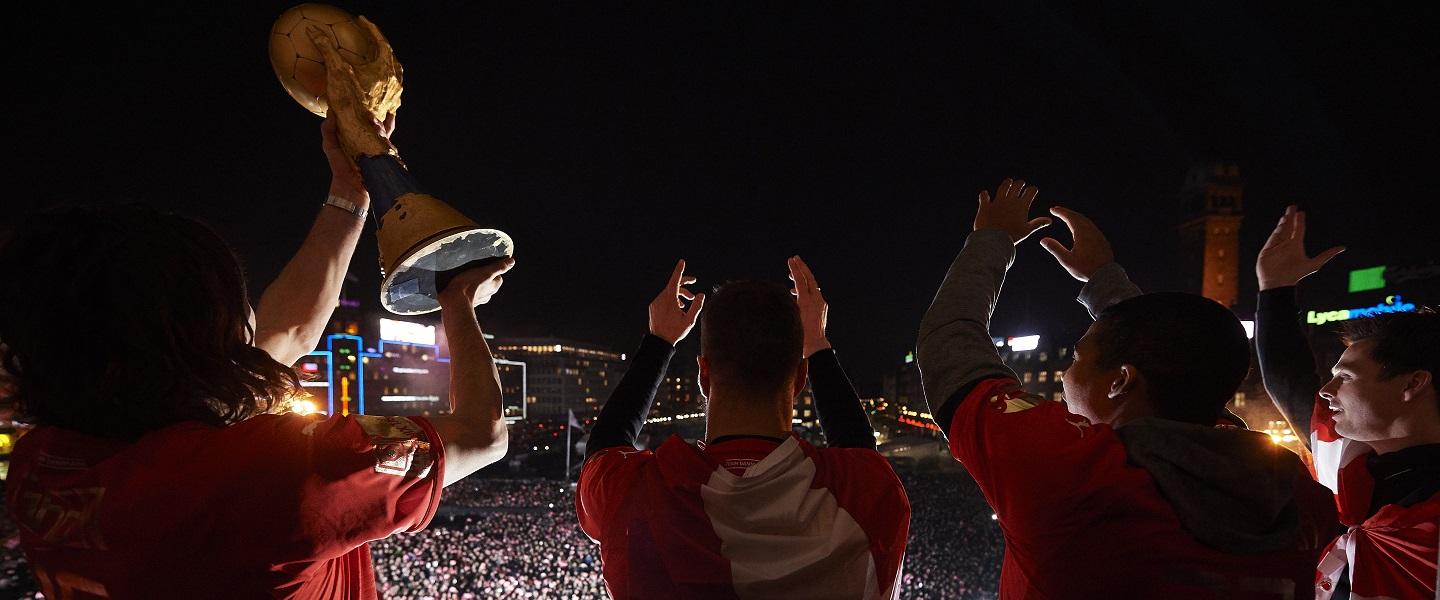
[649, 260, 706, 345]
[973, 178, 1052, 245]
[1257, 205, 1345, 291]
[1038, 207, 1115, 282]
[788, 256, 831, 357]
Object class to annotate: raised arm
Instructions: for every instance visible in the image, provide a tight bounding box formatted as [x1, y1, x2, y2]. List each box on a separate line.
[586, 261, 705, 458]
[425, 259, 516, 486]
[1255, 206, 1345, 441]
[788, 256, 874, 449]
[252, 115, 391, 366]
[1039, 206, 1142, 318]
[917, 179, 1051, 431]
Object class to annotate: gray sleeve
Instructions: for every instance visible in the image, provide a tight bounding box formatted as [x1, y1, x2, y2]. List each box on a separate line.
[916, 229, 1020, 416]
[1077, 262, 1142, 320]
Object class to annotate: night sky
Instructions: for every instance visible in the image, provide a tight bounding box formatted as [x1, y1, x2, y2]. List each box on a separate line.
[12, 2, 1438, 387]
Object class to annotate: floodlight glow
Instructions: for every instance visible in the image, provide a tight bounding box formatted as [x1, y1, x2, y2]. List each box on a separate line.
[292, 398, 320, 415]
[1240, 320, 1255, 339]
[1007, 335, 1041, 352]
[380, 318, 437, 346]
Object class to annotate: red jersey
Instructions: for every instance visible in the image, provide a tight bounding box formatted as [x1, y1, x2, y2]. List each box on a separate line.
[1308, 401, 1440, 599]
[577, 434, 910, 599]
[5, 413, 445, 599]
[948, 378, 1336, 599]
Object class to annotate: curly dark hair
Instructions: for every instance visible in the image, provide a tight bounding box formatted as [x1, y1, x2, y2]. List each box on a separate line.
[0, 205, 299, 440]
[1342, 308, 1440, 396]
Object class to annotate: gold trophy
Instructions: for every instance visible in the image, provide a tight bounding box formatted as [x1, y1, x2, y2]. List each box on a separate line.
[270, 4, 513, 315]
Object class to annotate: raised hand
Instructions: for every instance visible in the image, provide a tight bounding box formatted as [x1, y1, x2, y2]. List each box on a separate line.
[1038, 207, 1115, 282]
[973, 178, 1052, 245]
[437, 258, 516, 309]
[320, 112, 393, 201]
[1257, 205, 1345, 291]
[648, 260, 706, 345]
[788, 256, 831, 357]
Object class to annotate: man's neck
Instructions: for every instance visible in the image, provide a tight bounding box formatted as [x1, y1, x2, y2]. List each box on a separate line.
[704, 389, 791, 444]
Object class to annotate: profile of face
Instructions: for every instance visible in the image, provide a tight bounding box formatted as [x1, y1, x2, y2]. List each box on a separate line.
[1060, 324, 1119, 424]
[1319, 339, 1423, 442]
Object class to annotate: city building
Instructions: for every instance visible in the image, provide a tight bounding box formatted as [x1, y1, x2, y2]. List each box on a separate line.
[491, 338, 626, 420]
[1178, 162, 1245, 308]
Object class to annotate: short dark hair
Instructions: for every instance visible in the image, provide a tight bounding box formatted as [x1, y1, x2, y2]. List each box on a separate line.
[700, 281, 803, 397]
[1341, 309, 1440, 395]
[1092, 292, 1250, 426]
[0, 205, 299, 440]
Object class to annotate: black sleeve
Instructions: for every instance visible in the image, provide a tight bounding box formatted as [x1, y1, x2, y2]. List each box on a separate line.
[807, 348, 876, 450]
[585, 334, 675, 458]
[1255, 287, 1320, 443]
[357, 155, 423, 215]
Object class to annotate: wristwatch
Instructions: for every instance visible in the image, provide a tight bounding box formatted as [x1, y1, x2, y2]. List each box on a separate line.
[322, 195, 368, 220]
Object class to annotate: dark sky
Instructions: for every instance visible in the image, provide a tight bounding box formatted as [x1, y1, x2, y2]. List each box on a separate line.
[12, 2, 1438, 387]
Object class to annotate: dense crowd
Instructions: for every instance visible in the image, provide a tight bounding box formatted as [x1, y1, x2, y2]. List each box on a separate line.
[0, 469, 1004, 599]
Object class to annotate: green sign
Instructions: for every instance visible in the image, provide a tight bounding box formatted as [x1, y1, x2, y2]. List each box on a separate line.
[1349, 266, 1386, 293]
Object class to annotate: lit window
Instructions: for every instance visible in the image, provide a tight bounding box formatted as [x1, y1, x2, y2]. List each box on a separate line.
[1022, 372, 1033, 383]
[1038, 371, 1048, 382]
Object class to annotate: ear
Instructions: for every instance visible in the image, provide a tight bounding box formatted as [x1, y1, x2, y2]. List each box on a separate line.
[1401, 370, 1433, 403]
[1109, 364, 1140, 399]
[792, 359, 810, 400]
[698, 355, 711, 398]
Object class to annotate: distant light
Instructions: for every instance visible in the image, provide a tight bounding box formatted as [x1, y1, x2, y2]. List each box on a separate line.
[548, 503, 554, 509]
[554, 344, 563, 353]
[1348, 266, 1387, 293]
[292, 398, 320, 416]
[380, 318, 437, 346]
[873, 431, 880, 437]
[1007, 335, 1041, 352]
[904, 351, 915, 364]
[392, 367, 431, 375]
[990, 513, 998, 521]
[300, 362, 320, 373]
[621, 353, 627, 361]
[1240, 320, 1255, 340]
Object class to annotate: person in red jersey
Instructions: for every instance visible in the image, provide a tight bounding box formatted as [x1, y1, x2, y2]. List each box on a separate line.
[915, 179, 1340, 599]
[577, 257, 910, 599]
[0, 114, 515, 598]
[1254, 205, 1439, 599]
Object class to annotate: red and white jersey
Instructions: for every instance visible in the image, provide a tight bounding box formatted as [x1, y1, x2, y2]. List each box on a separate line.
[5, 413, 445, 599]
[1308, 401, 1440, 600]
[576, 434, 910, 599]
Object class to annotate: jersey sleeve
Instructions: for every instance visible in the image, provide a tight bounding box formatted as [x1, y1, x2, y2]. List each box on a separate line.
[946, 378, 1130, 536]
[212, 413, 446, 562]
[576, 447, 651, 542]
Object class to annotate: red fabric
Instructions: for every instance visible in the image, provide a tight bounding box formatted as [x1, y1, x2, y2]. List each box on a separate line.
[577, 435, 909, 599]
[5, 413, 445, 599]
[949, 378, 1334, 599]
[1308, 398, 1439, 599]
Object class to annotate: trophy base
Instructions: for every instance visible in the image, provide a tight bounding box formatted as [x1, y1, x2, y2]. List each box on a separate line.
[380, 227, 514, 315]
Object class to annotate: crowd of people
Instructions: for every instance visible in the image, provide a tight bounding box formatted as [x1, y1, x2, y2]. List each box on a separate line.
[0, 472, 1006, 599]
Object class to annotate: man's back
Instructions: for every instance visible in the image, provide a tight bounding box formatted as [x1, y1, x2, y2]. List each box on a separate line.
[577, 435, 910, 599]
[5, 413, 444, 599]
[943, 378, 1337, 599]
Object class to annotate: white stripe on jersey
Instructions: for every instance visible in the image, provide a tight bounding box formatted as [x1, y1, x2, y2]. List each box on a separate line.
[699, 437, 883, 600]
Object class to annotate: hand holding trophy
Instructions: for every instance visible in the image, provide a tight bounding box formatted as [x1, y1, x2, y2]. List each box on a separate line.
[270, 4, 514, 315]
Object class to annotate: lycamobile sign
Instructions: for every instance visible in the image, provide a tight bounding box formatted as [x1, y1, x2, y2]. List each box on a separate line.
[1307, 296, 1417, 325]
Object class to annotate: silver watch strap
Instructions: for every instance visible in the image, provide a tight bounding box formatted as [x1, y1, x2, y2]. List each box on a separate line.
[322, 195, 367, 219]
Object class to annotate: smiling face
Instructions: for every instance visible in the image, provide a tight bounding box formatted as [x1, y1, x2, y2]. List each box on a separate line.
[1319, 339, 1414, 442]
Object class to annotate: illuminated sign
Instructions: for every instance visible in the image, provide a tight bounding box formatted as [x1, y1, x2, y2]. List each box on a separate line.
[380, 318, 436, 346]
[1307, 295, 1417, 325]
[904, 352, 914, 364]
[382, 395, 441, 403]
[1348, 266, 1387, 293]
[1007, 335, 1041, 352]
[339, 298, 362, 309]
[391, 367, 431, 375]
[300, 362, 320, 373]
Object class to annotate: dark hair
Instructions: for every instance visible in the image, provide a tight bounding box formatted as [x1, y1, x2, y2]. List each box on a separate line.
[1092, 292, 1250, 425]
[700, 281, 803, 398]
[0, 205, 299, 440]
[1341, 308, 1440, 395]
